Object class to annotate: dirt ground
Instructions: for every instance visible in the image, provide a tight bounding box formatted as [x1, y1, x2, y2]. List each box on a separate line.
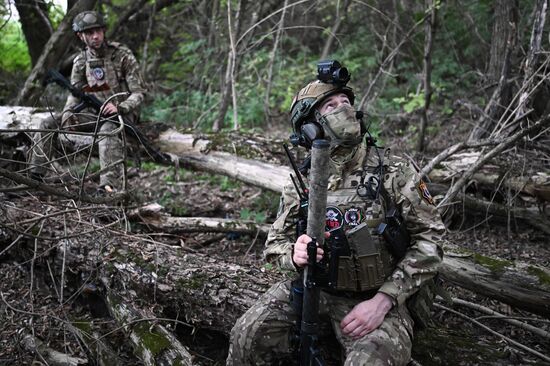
[0, 120, 549, 365]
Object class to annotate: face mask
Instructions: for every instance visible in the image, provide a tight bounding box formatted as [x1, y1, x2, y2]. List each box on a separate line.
[318, 104, 363, 147]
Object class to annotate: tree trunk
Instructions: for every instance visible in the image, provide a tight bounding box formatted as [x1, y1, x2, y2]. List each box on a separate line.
[213, 0, 247, 132]
[417, 0, 436, 152]
[263, 0, 288, 126]
[15, 0, 98, 106]
[320, 0, 352, 60]
[14, 0, 53, 66]
[487, 0, 518, 81]
[514, 0, 548, 123]
[469, 0, 518, 141]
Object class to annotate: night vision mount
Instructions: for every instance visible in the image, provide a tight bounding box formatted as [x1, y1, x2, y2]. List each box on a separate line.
[317, 59, 350, 86]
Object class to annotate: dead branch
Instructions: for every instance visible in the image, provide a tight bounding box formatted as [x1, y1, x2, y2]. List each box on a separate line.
[417, 0, 437, 152]
[450, 297, 550, 340]
[438, 114, 550, 209]
[440, 186, 550, 234]
[434, 303, 550, 363]
[0, 167, 127, 205]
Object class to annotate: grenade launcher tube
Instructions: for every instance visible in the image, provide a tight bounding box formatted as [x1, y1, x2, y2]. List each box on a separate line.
[300, 139, 330, 366]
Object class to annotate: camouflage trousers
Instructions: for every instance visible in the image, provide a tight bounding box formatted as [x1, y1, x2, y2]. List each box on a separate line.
[28, 112, 128, 189]
[227, 280, 414, 366]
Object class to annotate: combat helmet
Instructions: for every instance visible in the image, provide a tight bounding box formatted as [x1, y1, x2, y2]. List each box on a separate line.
[290, 80, 354, 136]
[72, 11, 106, 33]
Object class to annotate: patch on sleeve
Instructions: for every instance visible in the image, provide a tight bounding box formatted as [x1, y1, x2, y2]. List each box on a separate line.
[417, 180, 435, 205]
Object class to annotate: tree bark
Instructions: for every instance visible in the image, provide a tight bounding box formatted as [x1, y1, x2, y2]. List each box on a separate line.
[487, 0, 518, 81]
[469, 0, 518, 141]
[417, 0, 436, 152]
[213, 0, 247, 132]
[15, 0, 98, 106]
[157, 129, 291, 193]
[263, 0, 288, 126]
[102, 284, 194, 366]
[514, 0, 548, 124]
[14, 0, 53, 66]
[129, 203, 271, 235]
[320, 0, 352, 60]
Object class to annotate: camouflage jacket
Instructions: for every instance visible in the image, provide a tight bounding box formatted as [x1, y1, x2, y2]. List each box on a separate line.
[265, 141, 445, 306]
[63, 41, 146, 120]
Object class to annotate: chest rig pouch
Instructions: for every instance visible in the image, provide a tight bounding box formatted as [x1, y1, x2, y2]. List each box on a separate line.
[85, 55, 120, 93]
[333, 222, 394, 292]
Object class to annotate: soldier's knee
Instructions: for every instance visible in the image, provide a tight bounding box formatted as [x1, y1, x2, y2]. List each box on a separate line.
[345, 341, 411, 366]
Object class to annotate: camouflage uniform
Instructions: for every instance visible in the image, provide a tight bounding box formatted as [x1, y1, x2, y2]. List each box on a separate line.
[29, 38, 146, 189]
[227, 140, 445, 365]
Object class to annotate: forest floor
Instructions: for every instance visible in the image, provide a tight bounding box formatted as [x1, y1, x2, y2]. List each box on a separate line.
[1, 120, 549, 365]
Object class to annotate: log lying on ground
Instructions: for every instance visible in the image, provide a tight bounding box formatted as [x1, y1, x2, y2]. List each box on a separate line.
[0, 106, 52, 138]
[66, 323, 123, 366]
[100, 241, 280, 334]
[157, 129, 291, 192]
[441, 244, 550, 316]
[101, 282, 194, 366]
[428, 183, 550, 235]
[128, 203, 270, 236]
[21, 334, 88, 366]
[428, 151, 550, 203]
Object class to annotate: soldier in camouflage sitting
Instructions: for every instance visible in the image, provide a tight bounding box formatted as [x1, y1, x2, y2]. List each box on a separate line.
[227, 61, 445, 365]
[29, 10, 146, 193]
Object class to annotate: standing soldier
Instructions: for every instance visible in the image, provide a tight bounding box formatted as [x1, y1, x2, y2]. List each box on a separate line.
[227, 60, 445, 365]
[29, 10, 146, 193]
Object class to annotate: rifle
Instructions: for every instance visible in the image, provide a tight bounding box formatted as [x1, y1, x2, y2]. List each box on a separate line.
[283, 143, 308, 238]
[286, 140, 331, 366]
[43, 69, 171, 164]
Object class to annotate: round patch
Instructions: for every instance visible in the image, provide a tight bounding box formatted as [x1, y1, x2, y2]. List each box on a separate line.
[325, 206, 343, 231]
[92, 67, 105, 80]
[344, 207, 363, 227]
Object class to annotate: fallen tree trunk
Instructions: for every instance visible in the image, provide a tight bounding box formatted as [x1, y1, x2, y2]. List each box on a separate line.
[129, 203, 271, 236]
[157, 129, 291, 193]
[428, 151, 550, 203]
[101, 283, 194, 366]
[428, 183, 550, 234]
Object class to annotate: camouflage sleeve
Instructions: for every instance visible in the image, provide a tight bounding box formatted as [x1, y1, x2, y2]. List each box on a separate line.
[377, 158, 445, 306]
[61, 53, 86, 124]
[263, 179, 301, 271]
[117, 47, 146, 114]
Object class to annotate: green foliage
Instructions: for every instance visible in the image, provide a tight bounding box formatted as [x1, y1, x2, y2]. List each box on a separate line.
[0, 21, 31, 72]
[195, 173, 240, 191]
[47, 2, 65, 28]
[239, 208, 266, 223]
[140, 161, 162, 172]
[393, 92, 425, 113]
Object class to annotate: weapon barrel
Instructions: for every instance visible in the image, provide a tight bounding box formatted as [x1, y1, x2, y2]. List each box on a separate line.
[306, 139, 330, 246]
[300, 139, 330, 366]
